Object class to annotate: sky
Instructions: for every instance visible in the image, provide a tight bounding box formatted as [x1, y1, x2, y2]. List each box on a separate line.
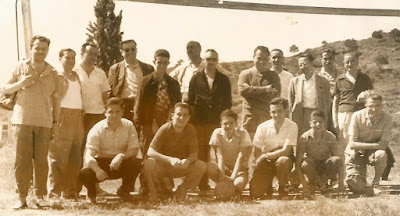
[0, 0, 399, 82]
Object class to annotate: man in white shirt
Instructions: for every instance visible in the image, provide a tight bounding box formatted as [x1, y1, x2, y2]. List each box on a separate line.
[270, 49, 293, 100]
[250, 97, 298, 199]
[108, 39, 154, 122]
[80, 98, 141, 203]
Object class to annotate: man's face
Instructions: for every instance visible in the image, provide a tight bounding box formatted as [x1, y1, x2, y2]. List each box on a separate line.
[298, 57, 311, 74]
[221, 116, 237, 135]
[153, 56, 169, 73]
[253, 50, 269, 72]
[321, 52, 334, 68]
[31, 40, 49, 62]
[104, 104, 123, 122]
[343, 54, 359, 73]
[366, 98, 383, 118]
[270, 50, 284, 67]
[60, 51, 76, 71]
[172, 107, 190, 129]
[309, 116, 325, 131]
[81, 45, 98, 65]
[121, 42, 137, 63]
[203, 51, 219, 70]
[186, 42, 201, 59]
[270, 104, 286, 123]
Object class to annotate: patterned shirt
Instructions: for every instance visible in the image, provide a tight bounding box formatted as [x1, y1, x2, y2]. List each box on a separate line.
[153, 79, 172, 127]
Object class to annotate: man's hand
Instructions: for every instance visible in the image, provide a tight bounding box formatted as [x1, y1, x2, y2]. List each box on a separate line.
[180, 159, 190, 169]
[110, 153, 125, 171]
[95, 169, 108, 182]
[252, 154, 266, 168]
[51, 123, 59, 140]
[19, 74, 38, 88]
[263, 85, 278, 94]
[170, 157, 182, 168]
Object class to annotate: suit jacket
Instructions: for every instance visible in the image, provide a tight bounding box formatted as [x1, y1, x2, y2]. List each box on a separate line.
[188, 69, 232, 125]
[288, 73, 331, 127]
[108, 60, 154, 98]
[133, 72, 181, 133]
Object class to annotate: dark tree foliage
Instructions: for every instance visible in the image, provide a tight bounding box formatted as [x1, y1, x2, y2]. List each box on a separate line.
[389, 28, 400, 42]
[86, 0, 123, 74]
[344, 39, 358, 51]
[372, 30, 384, 39]
[290, 44, 299, 53]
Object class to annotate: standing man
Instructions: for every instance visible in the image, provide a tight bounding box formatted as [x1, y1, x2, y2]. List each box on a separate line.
[270, 49, 293, 100]
[188, 49, 232, 193]
[238, 46, 280, 138]
[108, 39, 154, 122]
[288, 53, 331, 136]
[333, 51, 374, 156]
[170, 41, 233, 102]
[75, 43, 111, 139]
[48, 48, 84, 200]
[250, 98, 298, 199]
[318, 48, 339, 95]
[345, 94, 392, 195]
[80, 98, 142, 203]
[143, 103, 206, 200]
[1, 35, 60, 209]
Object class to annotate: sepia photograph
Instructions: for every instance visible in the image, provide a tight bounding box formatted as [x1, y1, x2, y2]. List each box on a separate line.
[0, 0, 399, 215]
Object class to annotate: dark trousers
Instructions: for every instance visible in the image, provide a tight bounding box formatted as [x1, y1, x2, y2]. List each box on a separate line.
[80, 157, 141, 198]
[122, 98, 135, 122]
[195, 123, 218, 191]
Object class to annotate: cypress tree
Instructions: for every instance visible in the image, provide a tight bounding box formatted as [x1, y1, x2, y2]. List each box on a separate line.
[86, 0, 123, 74]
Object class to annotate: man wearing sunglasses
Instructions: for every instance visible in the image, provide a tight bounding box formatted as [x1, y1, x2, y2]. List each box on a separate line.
[108, 39, 154, 122]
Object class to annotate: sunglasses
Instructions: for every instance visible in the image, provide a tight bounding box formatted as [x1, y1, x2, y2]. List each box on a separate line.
[123, 48, 136, 53]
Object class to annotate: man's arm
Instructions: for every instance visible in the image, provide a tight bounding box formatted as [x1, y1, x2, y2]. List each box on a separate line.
[295, 140, 309, 193]
[51, 75, 62, 138]
[231, 146, 251, 179]
[238, 72, 273, 98]
[215, 146, 225, 175]
[288, 78, 296, 112]
[332, 95, 339, 130]
[147, 146, 180, 165]
[85, 148, 108, 181]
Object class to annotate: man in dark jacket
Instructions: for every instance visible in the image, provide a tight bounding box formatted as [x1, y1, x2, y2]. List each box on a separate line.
[108, 39, 154, 122]
[188, 49, 232, 194]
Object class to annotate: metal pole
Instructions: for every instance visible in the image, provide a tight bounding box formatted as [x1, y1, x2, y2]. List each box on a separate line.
[15, 0, 20, 61]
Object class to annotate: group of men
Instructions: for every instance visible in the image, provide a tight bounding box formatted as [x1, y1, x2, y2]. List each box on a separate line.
[1, 35, 394, 209]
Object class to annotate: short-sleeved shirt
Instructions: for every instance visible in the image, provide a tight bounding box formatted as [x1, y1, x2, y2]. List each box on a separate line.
[209, 127, 252, 169]
[10, 59, 59, 128]
[334, 72, 373, 112]
[150, 121, 198, 159]
[253, 118, 298, 153]
[75, 65, 111, 114]
[346, 108, 393, 154]
[86, 118, 140, 159]
[299, 129, 338, 160]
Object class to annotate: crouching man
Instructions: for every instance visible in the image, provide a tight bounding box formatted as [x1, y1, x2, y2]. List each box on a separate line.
[80, 97, 141, 203]
[250, 98, 298, 199]
[295, 110, 344, 198]
[346, 94, 392, 196]
[143, 103, 206, 200]
[207, 109, 252, 195]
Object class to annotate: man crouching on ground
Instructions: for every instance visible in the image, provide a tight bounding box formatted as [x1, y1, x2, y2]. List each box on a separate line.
[143, 102, 206, 200]
[80, 97, 141, 204]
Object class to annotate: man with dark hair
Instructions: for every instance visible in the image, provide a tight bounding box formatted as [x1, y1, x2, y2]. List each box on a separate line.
[80, 97, 141, 204]
[1, 35, 60, 209]
[188, 49, 232, 194]
[134, 49, 181, 195]
[75, 42, 111, 141]
[289, 53, 331, 136]
[318, 48, 339, 94]
[345, 94, 392, 196]
[143, 102, 206, 200]
[170, 41, 233, 102]
[295, 110, 343, 197]
[270, 49, 293, 100]
[108, 39, 154, 122]
[238, 46, 280, 138]
[207, 109, 252, 195]
[250, 97, 298, 199]
[48, 48, 84, 200]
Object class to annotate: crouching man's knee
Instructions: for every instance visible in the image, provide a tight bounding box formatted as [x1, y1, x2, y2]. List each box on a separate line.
[374, 150, 387, 167]
[326, 156, 342, 171]
[143, 158, 156, 173]
[191, 160, 207, 175]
